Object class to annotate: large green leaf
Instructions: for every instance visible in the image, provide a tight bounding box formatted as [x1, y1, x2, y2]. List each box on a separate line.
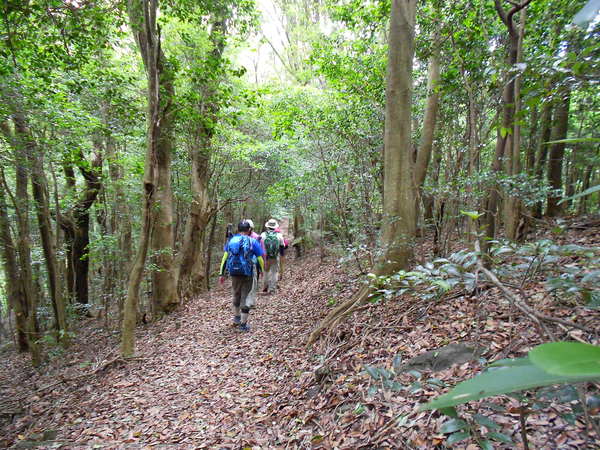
[529, 342, 600, 377]
[420, 362, 595, 411]
[558, 185, 600, 204]
[573, 0, 600, 27]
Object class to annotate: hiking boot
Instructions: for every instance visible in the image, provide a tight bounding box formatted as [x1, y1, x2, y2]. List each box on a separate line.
[233, 315, 241, 325]
[239, 323, 250, 332]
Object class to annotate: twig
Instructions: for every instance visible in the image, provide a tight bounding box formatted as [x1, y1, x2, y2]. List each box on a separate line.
[38, 356, 124, 392]
[577, 384, 600, 443]
[519, 408, 530, 450]
[371, 409, 418, 446]
[474, 241, 596, 339]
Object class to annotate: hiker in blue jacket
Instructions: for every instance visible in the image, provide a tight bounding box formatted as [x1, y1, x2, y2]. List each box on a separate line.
[219, 221, 265, 331]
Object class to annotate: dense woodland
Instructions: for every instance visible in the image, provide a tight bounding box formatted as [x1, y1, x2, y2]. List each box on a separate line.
[1, 0, 600, 448]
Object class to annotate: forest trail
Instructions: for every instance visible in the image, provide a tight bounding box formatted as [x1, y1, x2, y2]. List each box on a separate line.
[2, 253, 350, 448]
[3, 224, 599, 448]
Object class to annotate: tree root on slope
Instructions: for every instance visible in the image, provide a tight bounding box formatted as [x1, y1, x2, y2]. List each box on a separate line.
[307, 285, 374, 346]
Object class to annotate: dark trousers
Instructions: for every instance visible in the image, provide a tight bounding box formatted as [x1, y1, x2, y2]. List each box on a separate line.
[231, 275, 253, 310]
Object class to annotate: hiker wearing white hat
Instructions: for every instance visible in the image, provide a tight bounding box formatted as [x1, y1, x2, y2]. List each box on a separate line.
[261, 219, 285, 294]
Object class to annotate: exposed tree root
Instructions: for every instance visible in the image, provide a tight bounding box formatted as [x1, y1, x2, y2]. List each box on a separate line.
[307, 284, 375, 346]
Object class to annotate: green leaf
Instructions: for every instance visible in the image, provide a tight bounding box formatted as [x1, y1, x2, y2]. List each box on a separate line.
[419, 361, 596, 411]
[529, 342, 600, 377]
[393, 354, 403, 371]
[489, 357, 530, 367]
[544, 137, 600, 145]
[460, 210, 482, 220]
[585, 291, 600, 309]
[485, 431, 513, 444]
[573, 0, 600, 27]
[364, 365, 382, 380]
[473, 414, 500, 430]
[440, 418, 468, 434]
[446, 431, 470, 445]
[439, 407, 458, 418]
[558, 185, 600, 204]
[477, 439, 494, 450]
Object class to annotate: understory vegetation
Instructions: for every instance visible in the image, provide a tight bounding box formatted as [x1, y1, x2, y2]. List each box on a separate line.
[1, 0, 599, 448]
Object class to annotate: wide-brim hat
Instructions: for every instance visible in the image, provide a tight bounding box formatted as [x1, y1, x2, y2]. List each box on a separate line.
[265, 219, 279, 230]
[245, 219, 255, 229]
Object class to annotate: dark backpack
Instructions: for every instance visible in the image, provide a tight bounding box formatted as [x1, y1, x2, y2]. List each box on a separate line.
[264, 231, 279, 258]
[226, 235, 253, 276]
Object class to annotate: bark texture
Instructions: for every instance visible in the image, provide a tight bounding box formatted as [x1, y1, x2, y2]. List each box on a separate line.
[307, 0, 417, 345]
[122, 0, 177, 356]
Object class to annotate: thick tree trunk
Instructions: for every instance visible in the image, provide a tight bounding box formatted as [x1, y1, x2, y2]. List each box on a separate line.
[546, 87, 571, 217]
[177, 147, 212, 298]
[307, 0, 417, 346]
[376, 0, 417, 275]
[130, 0, 178, 318]
[177, 18, 227, 298]
[60, 148, 102, 306]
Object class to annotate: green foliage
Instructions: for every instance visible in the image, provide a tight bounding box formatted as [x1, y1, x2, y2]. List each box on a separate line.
[420, 342, 600, 411]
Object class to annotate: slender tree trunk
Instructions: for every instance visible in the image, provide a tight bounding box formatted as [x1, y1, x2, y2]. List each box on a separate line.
[0, 174, 30, 354]
[122, 0, 176, 355]
[500, 5, 527, 240]
[204, 209, 219, 291]
[12, 114, 68, 344]
[533, 101, 553, 217]
[414, 43, 441, 232]
[546, 87, 571, 217]
[578, 165, 592, 214]
[414, 46, 440, 189]
[526, 105, 539, 174]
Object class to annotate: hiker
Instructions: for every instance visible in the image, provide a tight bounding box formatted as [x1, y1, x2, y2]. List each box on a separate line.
[244, 219, 265, 308]
[275, 226, 289, 282]
[261, 219, 285, 294]
[219, 220, 265, 331]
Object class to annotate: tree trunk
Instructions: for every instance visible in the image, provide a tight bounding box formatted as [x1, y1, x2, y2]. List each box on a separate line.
[546, 87, 571, 217]
[499, 4, 527, 240]
[578, 165, 592, 214]
[533, 100, 553, 217]
[376, 0, 417, 275]
[307, 0, 417, 346]
[122, 0, 176, 356]
[177, 146, 212, 298]
[178, 17, 228, 297]
[12, 114, 68, 344]
[505, 8, 526, 240]
[414, 43, 441, 233]
[526, 105, 539, 174]
[414, 47, 440, 190]
[0, 172, 30, 354]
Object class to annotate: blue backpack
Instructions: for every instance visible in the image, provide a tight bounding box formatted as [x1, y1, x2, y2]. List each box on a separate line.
[226, 235, 253, 276]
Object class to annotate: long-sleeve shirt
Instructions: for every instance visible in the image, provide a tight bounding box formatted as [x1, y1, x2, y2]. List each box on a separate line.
[220, 234, 265, 276]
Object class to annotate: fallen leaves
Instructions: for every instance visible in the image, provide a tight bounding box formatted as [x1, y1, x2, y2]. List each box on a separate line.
[1, 223, 599, 448]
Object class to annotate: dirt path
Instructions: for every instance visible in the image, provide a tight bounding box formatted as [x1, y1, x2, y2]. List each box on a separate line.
[2, 255, 334, 448]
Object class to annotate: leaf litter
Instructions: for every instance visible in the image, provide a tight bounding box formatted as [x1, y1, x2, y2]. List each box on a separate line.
[1, 220, 599, 448]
